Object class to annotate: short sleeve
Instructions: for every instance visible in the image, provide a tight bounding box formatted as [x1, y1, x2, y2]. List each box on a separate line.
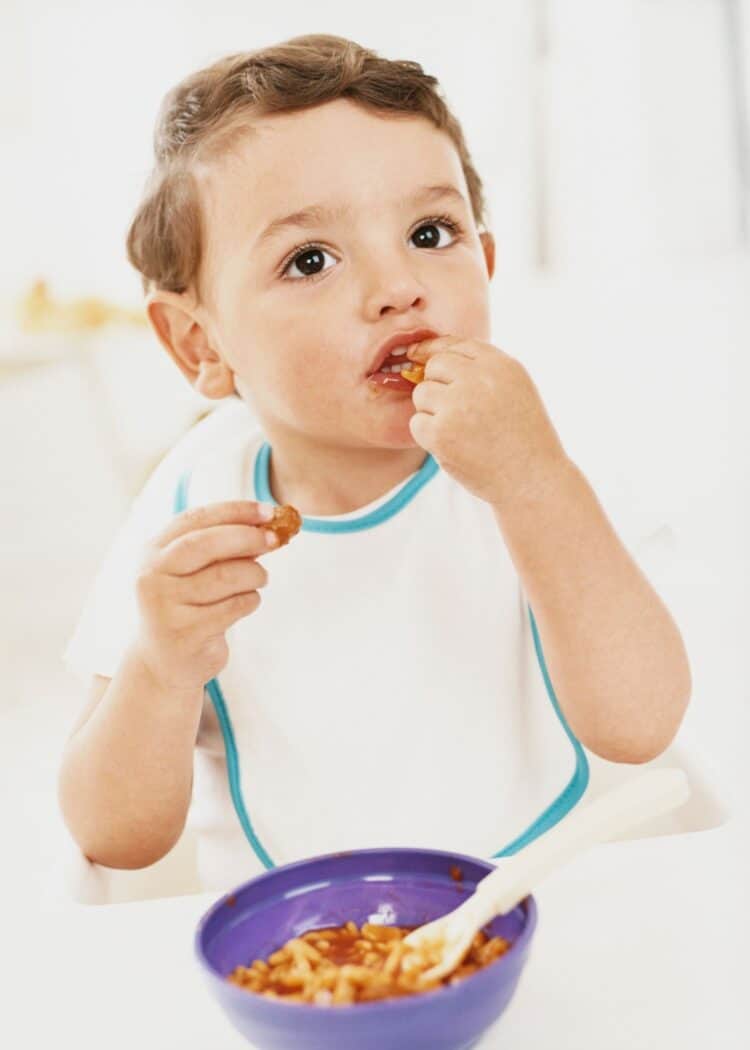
[62, 397, 254, 683]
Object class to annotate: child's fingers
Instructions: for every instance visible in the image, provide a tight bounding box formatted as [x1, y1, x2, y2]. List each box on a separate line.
[156, 523, 277, 576]
[153, 501, 275, 550]
[409, 411, 438, 451]
[419, 353, 472, 385]
[176, 557, 269, 607]
[192, 590, 263, 634]
[406, 336, 477, 364]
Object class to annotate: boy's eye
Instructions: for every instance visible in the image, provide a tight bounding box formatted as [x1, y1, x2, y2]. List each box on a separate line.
[284, 247, 337, 281]
[409, 220, 459, 251]
[280, 216, 462, 283]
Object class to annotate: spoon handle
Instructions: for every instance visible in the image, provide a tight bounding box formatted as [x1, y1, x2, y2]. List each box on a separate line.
[472, 767, 690, 925]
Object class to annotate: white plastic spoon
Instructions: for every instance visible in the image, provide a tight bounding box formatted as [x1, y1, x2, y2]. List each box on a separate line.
[402, 767, 691, 984]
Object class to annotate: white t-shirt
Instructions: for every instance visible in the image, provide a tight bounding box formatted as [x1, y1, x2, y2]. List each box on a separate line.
[63, 397, 672, 896]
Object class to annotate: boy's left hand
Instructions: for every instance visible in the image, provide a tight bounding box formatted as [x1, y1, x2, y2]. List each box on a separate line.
[406, 336, 569, 511]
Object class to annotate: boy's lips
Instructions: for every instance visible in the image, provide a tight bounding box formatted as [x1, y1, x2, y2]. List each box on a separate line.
[366, 327, 440, 378]
[368, 371, 418, 393]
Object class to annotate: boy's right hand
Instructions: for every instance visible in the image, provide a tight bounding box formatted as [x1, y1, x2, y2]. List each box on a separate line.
[134, 501, 286, 692]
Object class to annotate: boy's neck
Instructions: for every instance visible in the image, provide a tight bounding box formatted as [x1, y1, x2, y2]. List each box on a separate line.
[264, 430, 428, 517]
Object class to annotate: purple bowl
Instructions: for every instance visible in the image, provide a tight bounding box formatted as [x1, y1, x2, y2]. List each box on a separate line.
[195, 847, 537, 1050]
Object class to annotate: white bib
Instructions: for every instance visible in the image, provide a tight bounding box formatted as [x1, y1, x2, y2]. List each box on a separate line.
[180, 428, 588, 891]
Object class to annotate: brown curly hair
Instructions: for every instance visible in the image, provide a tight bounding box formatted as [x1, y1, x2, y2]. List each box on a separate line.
[126, 34, 489, 306]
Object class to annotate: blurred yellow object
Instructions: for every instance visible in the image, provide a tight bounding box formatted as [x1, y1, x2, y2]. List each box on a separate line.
[401, 362, 425, 384]
[16, 279, 147, 333]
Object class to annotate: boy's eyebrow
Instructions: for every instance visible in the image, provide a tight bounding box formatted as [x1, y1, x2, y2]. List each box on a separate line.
[255, 184, 467, 248]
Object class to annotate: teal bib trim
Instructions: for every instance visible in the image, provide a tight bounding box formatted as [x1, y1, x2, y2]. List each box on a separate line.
[173, 471, 273, 869]
[491, 608, 589, 857]
[253, 442, 439, 533]
[205, 677, 275, 869]
[174, 467, 589, 870]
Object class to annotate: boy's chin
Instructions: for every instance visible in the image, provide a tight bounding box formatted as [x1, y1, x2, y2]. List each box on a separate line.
[367, 420, 420, 450]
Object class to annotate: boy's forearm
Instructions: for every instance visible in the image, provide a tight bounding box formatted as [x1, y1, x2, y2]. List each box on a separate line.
[58, 644, 204, 869]
[493, 458, 692, 763]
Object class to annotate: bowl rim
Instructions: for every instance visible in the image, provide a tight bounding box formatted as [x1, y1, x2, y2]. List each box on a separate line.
[194, 846, 538, 1017]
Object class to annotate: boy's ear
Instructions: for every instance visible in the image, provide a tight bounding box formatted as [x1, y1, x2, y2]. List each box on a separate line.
[479, 231, 495, 280]
[145, 290, 235, 399]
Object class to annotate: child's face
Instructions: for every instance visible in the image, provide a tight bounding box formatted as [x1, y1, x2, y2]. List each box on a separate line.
[153, 98, 494, 451]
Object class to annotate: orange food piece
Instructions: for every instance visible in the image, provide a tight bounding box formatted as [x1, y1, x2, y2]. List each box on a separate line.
[267, 504, 302, 546]
[401, 363, 425, 385]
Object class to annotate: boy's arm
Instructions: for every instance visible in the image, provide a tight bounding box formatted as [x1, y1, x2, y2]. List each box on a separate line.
[491, 458, 691, 763]
[59, 499, 288, 870]
[404, 335, 691, 763]
[58, 644, 203, 869]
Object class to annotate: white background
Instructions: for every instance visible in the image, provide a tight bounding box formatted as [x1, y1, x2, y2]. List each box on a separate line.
[0, 0, 748, 903]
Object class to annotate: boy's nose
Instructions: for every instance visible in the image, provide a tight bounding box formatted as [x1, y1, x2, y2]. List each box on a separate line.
[359, 251, 428, 320]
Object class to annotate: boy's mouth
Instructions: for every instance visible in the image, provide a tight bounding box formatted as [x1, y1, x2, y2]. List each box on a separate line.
[368, 351, 419, 392]
[365, 326, 438, 390]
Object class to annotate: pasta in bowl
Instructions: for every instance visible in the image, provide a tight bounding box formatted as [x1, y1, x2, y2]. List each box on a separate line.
[195, 847, 537, 1050]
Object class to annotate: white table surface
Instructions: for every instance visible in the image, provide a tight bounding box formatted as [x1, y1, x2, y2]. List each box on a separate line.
[5, 820, 747, 1049]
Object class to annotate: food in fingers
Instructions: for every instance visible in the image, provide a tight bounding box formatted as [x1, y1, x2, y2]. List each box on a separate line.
[266, 504, 302, 546]
[401, 362, 425, 385]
